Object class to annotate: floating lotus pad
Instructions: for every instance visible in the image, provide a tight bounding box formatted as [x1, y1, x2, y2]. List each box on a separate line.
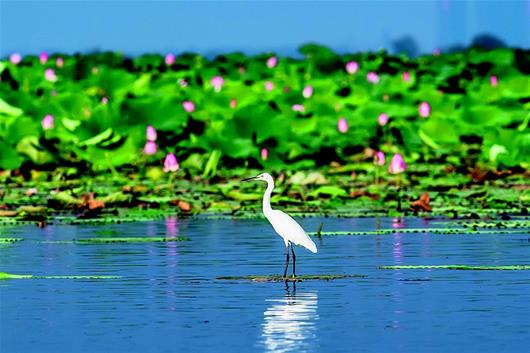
[0, 272, 32, 279]
[216, 274, 366, 282]
[379, 265, 530, 271]
[0, 272, 120, 280]
[0, 237, 189, 245]
[75, 236, 189, 244]
[0, 238, 23, 243]
[309, 228, 530, 236]
[460, 220, 530, 229]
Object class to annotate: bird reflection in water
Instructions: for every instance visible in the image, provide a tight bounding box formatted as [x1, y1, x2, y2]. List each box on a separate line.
[261, 283, 319, 353]
[165, 216, 179, 311]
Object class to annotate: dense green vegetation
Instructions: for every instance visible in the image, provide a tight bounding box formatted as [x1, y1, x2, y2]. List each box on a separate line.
[0, 45, 528, 219]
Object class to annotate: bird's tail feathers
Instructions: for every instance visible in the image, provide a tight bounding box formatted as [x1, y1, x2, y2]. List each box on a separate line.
[303, 237, 318, 253]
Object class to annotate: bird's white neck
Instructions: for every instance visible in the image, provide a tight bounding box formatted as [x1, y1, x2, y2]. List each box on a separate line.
[262, 179, 275, 217]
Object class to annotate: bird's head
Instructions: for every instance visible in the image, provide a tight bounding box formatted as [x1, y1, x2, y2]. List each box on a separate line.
[242, 172, 273, 183]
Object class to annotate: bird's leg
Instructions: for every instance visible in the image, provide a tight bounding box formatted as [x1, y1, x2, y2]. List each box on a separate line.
[291, 246, 296, 279]
[283, 245, 290, 279]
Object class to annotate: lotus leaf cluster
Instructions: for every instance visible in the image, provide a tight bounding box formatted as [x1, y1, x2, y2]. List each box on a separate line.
[1, 45, 528, 174]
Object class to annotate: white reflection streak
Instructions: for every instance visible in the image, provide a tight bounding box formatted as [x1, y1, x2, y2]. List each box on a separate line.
[261, 288, 319, 353]
[165, 216, 179, 311]
[392, 218, 405, 265]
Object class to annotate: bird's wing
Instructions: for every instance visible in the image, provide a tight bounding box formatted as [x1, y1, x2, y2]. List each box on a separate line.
[268, 210, 317, 253]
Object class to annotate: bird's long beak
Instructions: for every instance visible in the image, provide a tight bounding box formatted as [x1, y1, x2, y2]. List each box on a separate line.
[242, 176, 258, 182]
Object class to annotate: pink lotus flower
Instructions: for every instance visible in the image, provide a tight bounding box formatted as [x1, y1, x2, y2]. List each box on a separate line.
[418, 102, 431, 118]
[378, 113, 389, 126]
[211, 75, 224, 91]
[292, 104, 305, 112]
[230, 99, 237, 109]
[45, 68, 57, 82]
[389, 153, 406, 174]
[10, 53, 22, 64]
[146, 125, 157, 142]
[101, 97, 109, 105]
[402, 71, 411, 82]
[490, 75, 498, 87]
[39, 52, 48, 64]
[374, 151, 385, 166]
[41, 114, 54, 130]
[182, 101, 195, 113]
[392, 217, 405, 229]
[143, 141, 157, 155]
[337, 117, 348, 133]
[165, 53, 175, 65]
[265, 81, 274, 91]
[56, 57, 64, 68]
[163, 153, 179, 172]
[267, 56, 278, 68]
[261, 148, 268, 160]
[345, 61, 359, 74]
[302, 85, 313, 98]
[367, 72, 380, 84]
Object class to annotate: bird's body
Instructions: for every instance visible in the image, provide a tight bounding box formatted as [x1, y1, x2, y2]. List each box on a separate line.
[243, 172, 317, 278]
[265, 209, 317, 253]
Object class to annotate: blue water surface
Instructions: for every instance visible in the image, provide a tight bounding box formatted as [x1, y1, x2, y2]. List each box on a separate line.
[1, 217, 529, 353]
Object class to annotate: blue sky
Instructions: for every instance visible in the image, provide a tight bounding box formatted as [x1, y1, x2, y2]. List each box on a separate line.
[1, 0, 529, 57]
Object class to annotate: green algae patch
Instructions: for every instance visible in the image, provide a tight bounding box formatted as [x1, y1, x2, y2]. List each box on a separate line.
[309, 228, 530, 237]
[379, 265, 530, 271]
[75, 236, 189, 244]
[216, 274, 366, 282]
[0, 272, 120, 280]
[0, 238, 23, 243]
[35, 275, 121, 279]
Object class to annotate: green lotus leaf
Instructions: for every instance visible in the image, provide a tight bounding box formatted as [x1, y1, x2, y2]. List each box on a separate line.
[419, 118, 459, 148]
[16, 136, 53, 164]
[0, 97, 23, 117]
[0, 140, 23, 170]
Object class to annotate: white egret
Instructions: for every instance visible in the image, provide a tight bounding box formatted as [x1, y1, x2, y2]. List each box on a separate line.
[243, 173, 317, 278]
